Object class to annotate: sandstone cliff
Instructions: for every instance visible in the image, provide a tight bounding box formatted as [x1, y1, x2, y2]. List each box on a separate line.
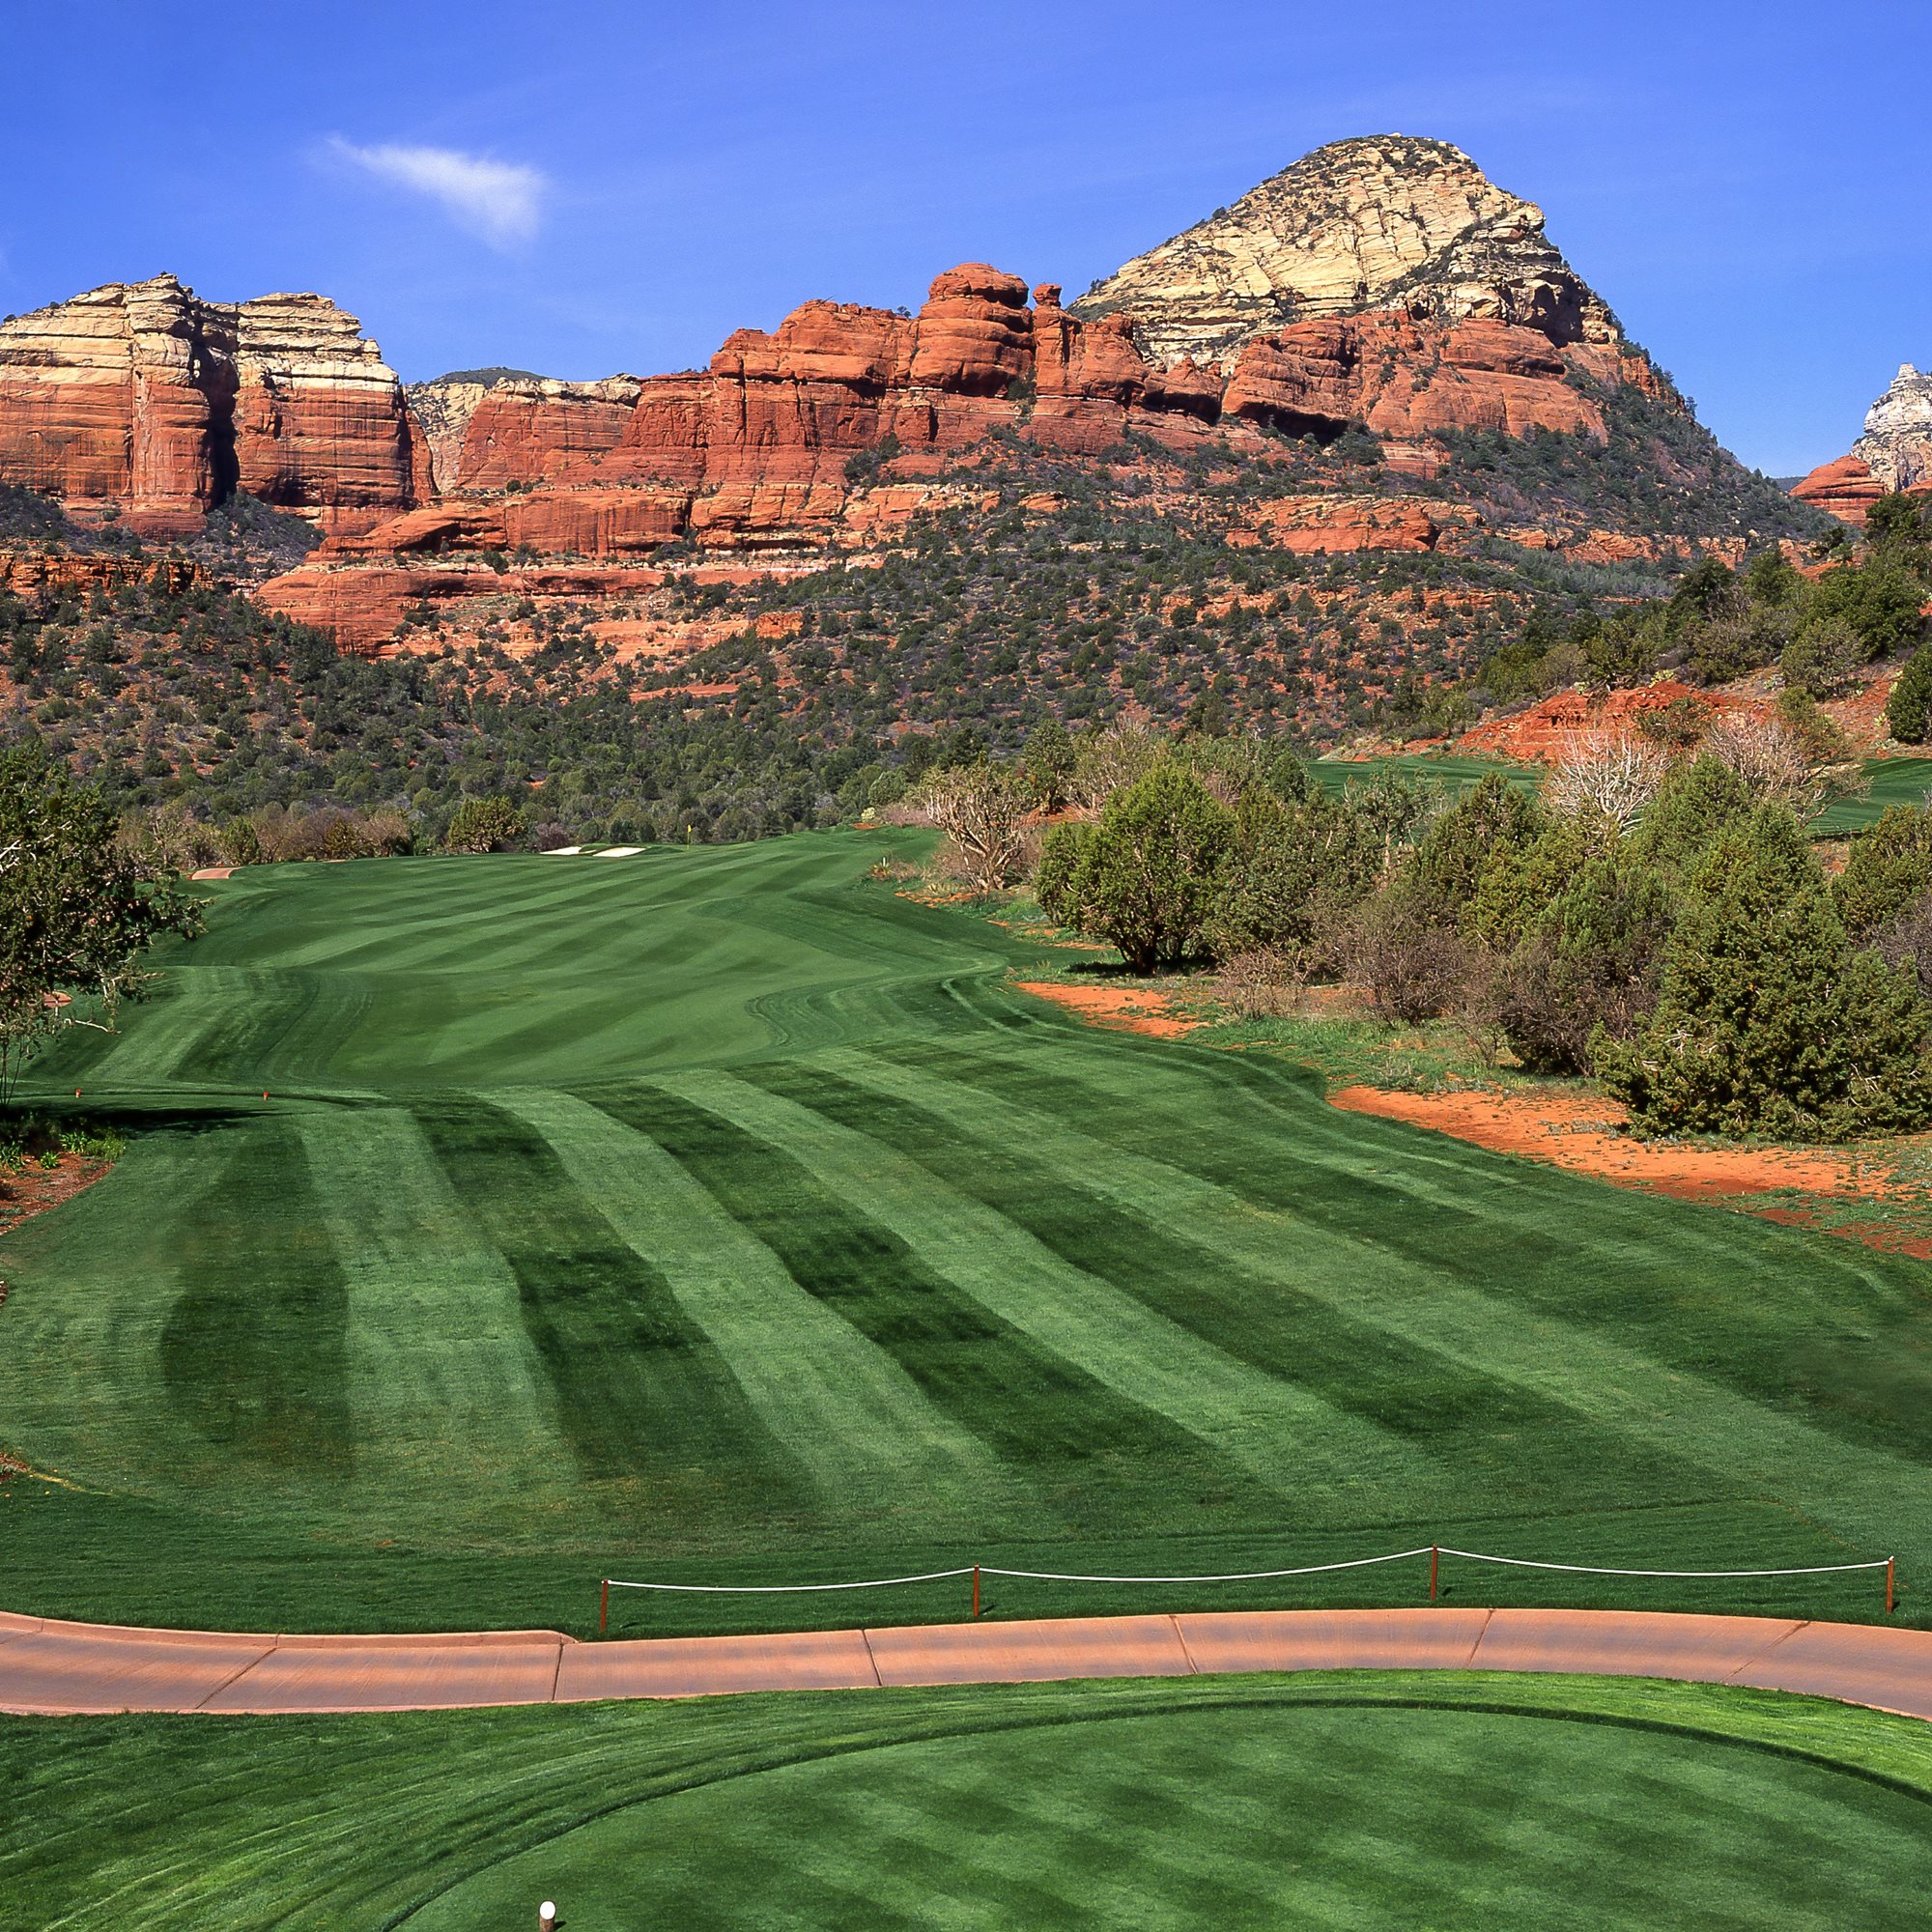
[1070, 134, 1620, 371]
[256, 255, 1640, 647]
[1793, 361, 1932, 525]
[1854, 362, 1932, 492]
[0, 275, 423, 535]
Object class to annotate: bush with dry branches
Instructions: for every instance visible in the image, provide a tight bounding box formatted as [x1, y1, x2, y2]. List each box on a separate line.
[1699, 711, 1826, 815]
[914, 762, 1034, 895]
[1544, 728, 1672, 835]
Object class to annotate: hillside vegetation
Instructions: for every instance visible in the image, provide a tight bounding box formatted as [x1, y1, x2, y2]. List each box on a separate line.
[1, 834, 1928, 1634]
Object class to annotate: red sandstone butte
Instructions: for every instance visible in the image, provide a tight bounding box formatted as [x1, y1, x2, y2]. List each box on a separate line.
[0, 276, 423, 537]
[1791, 453, 1887, 526]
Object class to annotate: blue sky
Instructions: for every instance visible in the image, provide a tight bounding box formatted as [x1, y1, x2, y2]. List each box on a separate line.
[3, 1, 1924, 475]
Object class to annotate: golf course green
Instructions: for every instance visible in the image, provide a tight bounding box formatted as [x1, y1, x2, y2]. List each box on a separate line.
[1, 829, 1929, 1634]
[6, 1673, 1930, 1927]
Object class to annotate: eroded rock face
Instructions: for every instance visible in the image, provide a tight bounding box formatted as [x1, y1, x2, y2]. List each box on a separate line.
[1854, 362, 1932, 492]
[1069, 134, 1620, 370]
[0, 547, 209, 604]
[1222, 316, 1607, 441]
[0, 276, 422, 534]
[1792, 453, 1887, 526]
[269, 251, 1643, 647]
[440, 376, 643, 492]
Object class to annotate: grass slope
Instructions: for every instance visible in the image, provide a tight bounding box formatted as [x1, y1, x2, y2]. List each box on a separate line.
[1814, 756, 1932, 834]
[1, 830, 1930, 1634]
[4, 1675, 1929, 1929]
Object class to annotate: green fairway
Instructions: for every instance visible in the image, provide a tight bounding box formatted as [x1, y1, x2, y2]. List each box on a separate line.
[1310, 753, 1540, 798]
[2, 830, 1931, 1634]
[4, 1673, 1929, 1929]
[1813, 756, 1932, 834]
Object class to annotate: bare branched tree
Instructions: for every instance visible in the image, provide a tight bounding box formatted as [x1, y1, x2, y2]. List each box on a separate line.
[1700, 712, 1824, 814]
[916, 763, 1034, 895]
[1071, 723, 1164, 810]
[1544, 728, 1672, 834]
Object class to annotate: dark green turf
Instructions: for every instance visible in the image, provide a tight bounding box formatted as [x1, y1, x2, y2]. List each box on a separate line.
[1, 830, 1929, 1634]
[1309, 754, 1539, 798]
[1812, 756, 1932, 834]
[4, 1675, 1929, 1930]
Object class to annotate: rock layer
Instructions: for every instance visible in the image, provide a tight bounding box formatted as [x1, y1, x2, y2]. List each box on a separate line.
[1791, 453, 1888, 526]
[0, 276, 422, 534]
[264, 249, 1650, 648]
[1854, 362, 1932, 493]
[1071, 134, 1620, 370]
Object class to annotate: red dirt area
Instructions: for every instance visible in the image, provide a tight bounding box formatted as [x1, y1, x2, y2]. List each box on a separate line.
[1015, 981, 1202, 1038]
[1330, 1085, 1932, 1253]
[0, 1151, 113, 1246]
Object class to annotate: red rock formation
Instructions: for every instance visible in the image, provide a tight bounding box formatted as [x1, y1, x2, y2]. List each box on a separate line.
[0, 277, 424, 536]
[258, 262, 1644, 647]
[1792, 453, 1886, 526]
[1230, 494, 1441, 554]
[0, 547, 208, 605]
[1456, 679, 1746, 762]
[453, 378, 642, 490]
[1223, 317, 1604, 441]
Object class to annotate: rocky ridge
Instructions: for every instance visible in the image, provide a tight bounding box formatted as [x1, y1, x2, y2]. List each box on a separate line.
[1070, 135, 1620, 370]
[0, 275, 425, 536]
[255, 265, 1645, 648]
[1792, 361, 1932, 525]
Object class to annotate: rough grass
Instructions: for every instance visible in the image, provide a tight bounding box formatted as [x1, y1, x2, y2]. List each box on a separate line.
[1, 831, 1930, 1634]
[1812, 756, 1932, 834]
[3, 1674, 1929, 1930]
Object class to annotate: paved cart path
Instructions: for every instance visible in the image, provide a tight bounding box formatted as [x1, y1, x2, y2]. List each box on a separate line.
[4, 1606, 1932, 1719]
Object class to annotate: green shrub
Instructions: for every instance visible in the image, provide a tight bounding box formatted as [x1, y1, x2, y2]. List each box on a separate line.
[1888, 644, 1932, 744]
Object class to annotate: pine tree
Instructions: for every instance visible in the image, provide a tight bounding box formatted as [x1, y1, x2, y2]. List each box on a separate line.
[1887, 642, 1932, 745]
[1037, 762, 1233, 973]
[1596, 806, 1932, 1139]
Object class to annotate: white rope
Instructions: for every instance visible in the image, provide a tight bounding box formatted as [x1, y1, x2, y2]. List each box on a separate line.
[604, 1567, 973, 1595]
[602, 1546, 1891, 1596]
[1436, 1548, 1892, 1579]
[978, 1548, 1435, 1585]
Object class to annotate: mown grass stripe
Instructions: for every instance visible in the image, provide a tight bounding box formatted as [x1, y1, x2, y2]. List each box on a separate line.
[736, 1058, 1673, 1487]
[830, 1043, 1929, 1555]
[683, 1062, 1435, 1504]
[294, 1108, 567, 1513]
[494, 1088, 1012, 1513]
[895, 1029, 1932, 1464]
[596, 1080, 1250, 1494]
[412, 1094, 810, 1502]
[157, 1118, 352, 1474]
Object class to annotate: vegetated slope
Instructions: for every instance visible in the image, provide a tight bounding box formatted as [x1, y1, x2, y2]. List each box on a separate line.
[9, 1673, 1930, 1929]
[1, 834, 1928, 1634]
[0, 557, 875, 841]
[0, 139, 1825, 779]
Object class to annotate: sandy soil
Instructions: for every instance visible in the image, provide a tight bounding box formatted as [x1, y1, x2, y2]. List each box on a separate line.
[1014, 981, 1203, 1038]
[188, 866, 236, 881]
[0, 1151, 112, 1249]
[1330, 1085, 1932, 1254]
[1328, 1086, 1878, 1199]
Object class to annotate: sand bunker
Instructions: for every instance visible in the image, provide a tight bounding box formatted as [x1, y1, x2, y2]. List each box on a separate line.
[1014, 981, 1201, 1038]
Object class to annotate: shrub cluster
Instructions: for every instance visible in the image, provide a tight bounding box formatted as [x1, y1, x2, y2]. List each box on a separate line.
[1029, 727, 1932, 1143]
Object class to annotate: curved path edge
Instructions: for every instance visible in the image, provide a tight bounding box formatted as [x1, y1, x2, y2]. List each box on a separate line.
[4, 1605, 1931, 1719]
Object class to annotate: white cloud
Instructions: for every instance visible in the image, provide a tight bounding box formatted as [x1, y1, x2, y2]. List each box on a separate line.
[327, 137, 545, 247]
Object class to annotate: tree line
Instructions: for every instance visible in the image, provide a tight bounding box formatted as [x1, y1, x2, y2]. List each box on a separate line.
[923, 716, 1932, 1143]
